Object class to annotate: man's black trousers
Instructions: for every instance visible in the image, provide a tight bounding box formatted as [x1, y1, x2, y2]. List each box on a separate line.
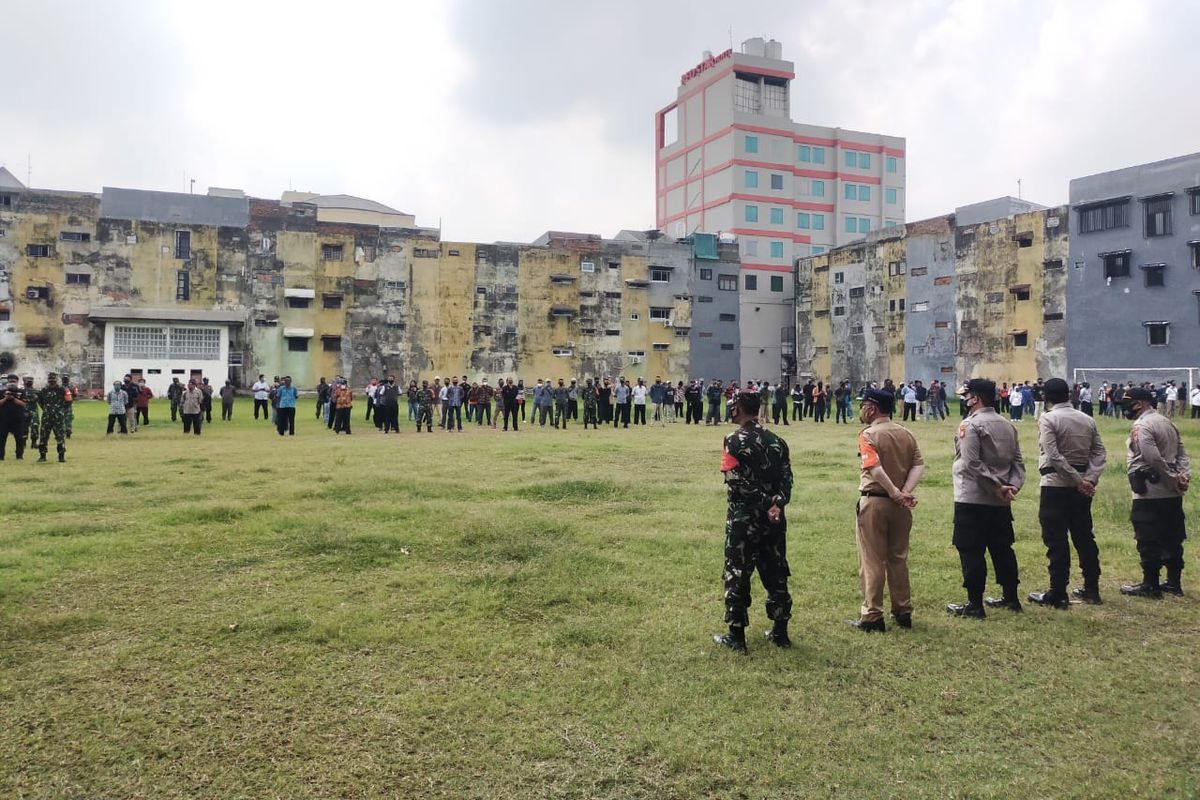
[1039, 486, 1100, 591]
[1131, 496, 1186, 582]
[953, 502, 1020, 602]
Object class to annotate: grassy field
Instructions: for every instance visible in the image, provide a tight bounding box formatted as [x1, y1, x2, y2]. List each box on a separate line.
[1, 399, 1198, 799]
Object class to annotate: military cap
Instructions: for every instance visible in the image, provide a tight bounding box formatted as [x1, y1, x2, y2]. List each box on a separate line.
[1125, 387, 1153, 402]
[46, 371, 58, 379]
[1042, 377, 1070, 404]
[862, 387, 895, 414]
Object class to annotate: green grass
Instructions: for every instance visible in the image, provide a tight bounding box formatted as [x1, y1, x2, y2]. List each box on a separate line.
[1, 400, 1198, 799]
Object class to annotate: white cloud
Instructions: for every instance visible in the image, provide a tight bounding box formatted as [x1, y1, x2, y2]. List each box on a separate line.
[2, 0, 1197, 240]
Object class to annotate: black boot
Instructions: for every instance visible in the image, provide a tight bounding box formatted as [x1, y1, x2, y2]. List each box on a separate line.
[1161, 569, 1184, 596]
[848, 617, 886, 633]
[37, 451, 46, 463]
[984, 590, 1023, 612]
[58, 450, 65, 463]
[891, 611, 913, 629]
[946, 601, 985, 619]
[1071, 586, 1103, 605]
[1027, 589, 1070, 609]
[1122, 567, 1163, 598]
[765, 620, 792, 648]
[713, 625, 747, 653]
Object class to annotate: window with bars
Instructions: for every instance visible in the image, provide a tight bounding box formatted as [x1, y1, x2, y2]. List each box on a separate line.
[321, 244, 344, 261]
[735, 76, 761, 113]
[174, 231, 191, 260]
[113, 326, 169, 359]
[1144, 196, 1172, 237]
[171, 327, 220, 359]
[176, 270, 190, 301]
[718, 275, 737, 291]
[1103, 251, 1131, 278]
[1077, 200, 1129, 233]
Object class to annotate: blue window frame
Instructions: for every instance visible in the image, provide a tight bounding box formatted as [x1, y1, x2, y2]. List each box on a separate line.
[887, 156, 898, 173]
[745, 135, 758, 154]
[811, 180, 825, 198]
[844, 150, 857, 168]
[858, 218, 871, 233]
[845, 216, 857, 233]
[798, 145, 811, 163]
[858, 152, 870, 169]
[745, 170, 759, 188]
[744, 205, 758, 223]
[770, 241, 784, 259]
[858, 185, 870, 202]
[770, 173, 783, 190]
[812, 214, 825, 231]
[812, 147, 825, 165]
[811, 246, 825, 255]
[770, 207, 784, 225]
[797, 212, 810, 230]
[845, 183, 857, 200]
[886, 187, 898, 204]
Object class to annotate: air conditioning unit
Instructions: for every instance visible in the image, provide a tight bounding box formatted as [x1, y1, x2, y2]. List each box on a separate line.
[26, 288, 41, 300]
[566, 341, 575, 348]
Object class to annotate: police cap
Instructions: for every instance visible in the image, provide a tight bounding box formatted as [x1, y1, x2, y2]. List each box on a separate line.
[862, 388, 895, 414]
[961, 378, 996, 404]
[1042, 377, 1070, 404]
[1125, 387, 1153, 402]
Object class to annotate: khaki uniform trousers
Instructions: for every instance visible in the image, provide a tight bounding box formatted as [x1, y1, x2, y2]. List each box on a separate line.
[856, 495, 913, 621]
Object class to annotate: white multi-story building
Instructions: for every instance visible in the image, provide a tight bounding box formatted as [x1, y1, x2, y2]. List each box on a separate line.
[655, 37, 906, 379]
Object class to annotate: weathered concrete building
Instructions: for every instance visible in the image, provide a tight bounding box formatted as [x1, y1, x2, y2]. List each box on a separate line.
[654, 36, 906, 381]
[0, 176, 741, 392]
[1067, 152, 1200, 387]
[795, 198, 1068, 387]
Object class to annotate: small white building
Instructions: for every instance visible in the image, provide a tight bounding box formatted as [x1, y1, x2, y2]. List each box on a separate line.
[89, 307, 244, 397]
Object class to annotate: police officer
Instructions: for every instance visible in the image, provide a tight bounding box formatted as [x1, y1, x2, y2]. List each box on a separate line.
[947, 378, 1026, 618]
[0, 373, 28, 460]
[22, 375, 39, 449]
[1027, 378, 1107, 608]
[713, 391, 793, 652]
[1118, 387, 1190, 598]
[36, 372, 68, 463]
[850, 388, 925, 632]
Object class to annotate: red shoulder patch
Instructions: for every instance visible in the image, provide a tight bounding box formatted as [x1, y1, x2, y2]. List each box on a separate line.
[720, 445, 740, 473]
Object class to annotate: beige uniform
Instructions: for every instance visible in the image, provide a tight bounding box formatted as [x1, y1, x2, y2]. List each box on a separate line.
[856, 418, 924, 621]
[1038, 405, 1106, 488]
[1127, 410, 1190, 499]
[953, 408, 1025, 505]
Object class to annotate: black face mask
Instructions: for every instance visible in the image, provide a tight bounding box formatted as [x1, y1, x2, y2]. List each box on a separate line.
[1123, 403, 1139, 420]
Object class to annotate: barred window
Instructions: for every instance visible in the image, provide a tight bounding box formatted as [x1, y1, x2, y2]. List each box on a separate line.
[113, 326, 168, 359]
[170, 327, 221, 360]
[1077, 200, 1129, 233]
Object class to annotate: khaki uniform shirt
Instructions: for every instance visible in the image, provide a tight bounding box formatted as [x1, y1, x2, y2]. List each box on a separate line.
[952, 407, 1025, 506]
[1127, 409, 1190, 499]
[858, 418, 923, 494]
[1038, 404, 1106, 488]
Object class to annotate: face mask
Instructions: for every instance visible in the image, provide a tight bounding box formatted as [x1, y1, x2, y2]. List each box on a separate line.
[1123, 403, 1139, 420]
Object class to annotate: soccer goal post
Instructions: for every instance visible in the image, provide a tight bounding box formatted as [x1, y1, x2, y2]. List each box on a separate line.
[1073, 366, 1200, 390]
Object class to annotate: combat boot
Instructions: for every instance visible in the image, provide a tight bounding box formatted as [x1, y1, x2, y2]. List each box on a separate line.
[1120, 582, 1162, 599]
[1161, 569, 1184, 596]
[848, 617, 886, 633]
[58, 450, 65, 463]
[984, 594, 1023, 613]
[37, 451, 46, 463]
[1071, 587, 1103, 605]
[946, 601, 985, 619]
[765, 620, 792, 648]
[1027, 590, 1070, 609]
[712, 626, 747, 653]
[891, 611, 913, 629]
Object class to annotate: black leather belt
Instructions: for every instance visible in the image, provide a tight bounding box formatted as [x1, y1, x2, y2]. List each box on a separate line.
[860, 491, 889, 498]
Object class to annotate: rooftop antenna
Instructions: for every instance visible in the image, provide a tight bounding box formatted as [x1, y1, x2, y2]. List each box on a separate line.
[729, 26, 733, 51]
[189, 178, 195, 195]
[1017, 178, 1022, 200]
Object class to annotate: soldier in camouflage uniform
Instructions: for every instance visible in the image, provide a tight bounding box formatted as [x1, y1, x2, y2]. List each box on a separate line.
[582, 378, 599, 430]
[21, 376, 39, 451]
[415, 380, 434, 433]
[61, 375, 76, 438]
[36, 372, 68, 462]
[713, 391, 794, 652]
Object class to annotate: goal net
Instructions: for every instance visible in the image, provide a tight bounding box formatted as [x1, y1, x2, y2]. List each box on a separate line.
[1073, 366, 1199, 391]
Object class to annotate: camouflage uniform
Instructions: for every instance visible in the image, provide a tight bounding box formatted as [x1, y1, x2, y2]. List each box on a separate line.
[37, 378, 68, 461]
[415, 386, 434, 432]
[62, 376, 75, 438]
[582, 382, 599, 429]
[720, 421, 793, 626]
[22, 378, 39, 450]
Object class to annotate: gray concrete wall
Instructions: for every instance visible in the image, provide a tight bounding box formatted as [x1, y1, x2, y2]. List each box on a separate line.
[689, 244, 741, 381]
[1067, 153, 1200, 380]
[903, 216, 957, 385]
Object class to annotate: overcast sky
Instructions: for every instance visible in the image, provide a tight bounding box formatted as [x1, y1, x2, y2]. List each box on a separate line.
[4, 0, 1197, 242]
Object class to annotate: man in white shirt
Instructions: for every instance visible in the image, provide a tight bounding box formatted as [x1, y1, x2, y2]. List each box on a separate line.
[902, 383, 918, 422]
[1190, 385, 1200, 420]
[251, 374, 270, 421]
[631, 378, 649, 425]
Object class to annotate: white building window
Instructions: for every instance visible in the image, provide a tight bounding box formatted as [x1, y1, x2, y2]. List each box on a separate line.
[113, 326, 168, 359]
[170, 327, 221, 360]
